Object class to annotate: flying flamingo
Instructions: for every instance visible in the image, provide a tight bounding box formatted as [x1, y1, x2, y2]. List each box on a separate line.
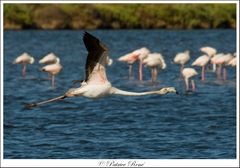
[200, 46, 217, 71]
[142, 53, 166, 82]
[182, 68, 198, 94]
[191, 55, 210, 81]
[25, 32, 177, 108]
[211, 53, 233, 80]
[173, 50, 190, 78]
[118, 47, 150, 80]
[40, 57, 62, 87]
[13, 52, 35, 77]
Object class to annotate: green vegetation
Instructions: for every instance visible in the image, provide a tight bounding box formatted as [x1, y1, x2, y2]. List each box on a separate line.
[4, 4, 236, 29]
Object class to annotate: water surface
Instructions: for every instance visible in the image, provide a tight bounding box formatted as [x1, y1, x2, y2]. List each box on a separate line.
[4, 30, 236, 158]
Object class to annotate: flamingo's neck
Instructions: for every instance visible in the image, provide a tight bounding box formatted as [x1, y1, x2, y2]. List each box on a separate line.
[111, 87, 176, 96]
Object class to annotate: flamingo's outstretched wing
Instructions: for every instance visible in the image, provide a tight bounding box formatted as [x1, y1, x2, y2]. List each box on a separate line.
[83, 32, 109, 84]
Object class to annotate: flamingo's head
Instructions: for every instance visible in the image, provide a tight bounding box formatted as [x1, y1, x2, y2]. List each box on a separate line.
[65, 88, 79, 97]
[107, 58, 113, 66]
[30, 57, 35, 64]
[157, 87, 178, 95]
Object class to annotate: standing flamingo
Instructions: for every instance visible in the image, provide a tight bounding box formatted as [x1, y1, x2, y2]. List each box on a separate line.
[118, 53, 139, 79]
[39, 52, 59, 64]
[191, 55, 210, 81]
[200, 46, 217, 71]
[173, 50, 190, 77]
[211, 53, 224, 78]
[26, 32, 177, 108]
[182, 68, 198, 94]
[142, 53, 166, 82]
[40, 57, 63, 87]
[211, 53, 233, 80]
[13, 52, 35, 77]
[118, 47, 150, 80]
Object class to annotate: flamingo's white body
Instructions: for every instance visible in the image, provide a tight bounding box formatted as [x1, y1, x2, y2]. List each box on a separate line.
[182, 68, 198, 94]
[211, 53, 224, 63]
[26, 32, 176, 108]
[200, 47, 217, 57]
[118, 53, 138, 64]
[39, 52, 59, 64]
[143, 53, 166, 82]
[213, 53, 234, 65]
[118, 47, 150, 80]
[13, 52, 35, 77]
[191, 55, 210, 81]
[39, 53, 61, 71]
[173, 50, 190, 77]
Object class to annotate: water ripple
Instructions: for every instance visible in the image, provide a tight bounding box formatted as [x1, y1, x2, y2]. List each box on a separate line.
[4, 30, 236, 159]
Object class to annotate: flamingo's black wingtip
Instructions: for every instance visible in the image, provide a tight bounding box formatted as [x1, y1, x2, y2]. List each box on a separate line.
[83, 31, 91, 38]
[83, 31, 97, 40]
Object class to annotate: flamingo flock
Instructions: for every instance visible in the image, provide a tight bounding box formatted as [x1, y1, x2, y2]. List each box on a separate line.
[24, 32, 177, 108]
[13, 52, 62, 87]
[11, 32, 236, 108]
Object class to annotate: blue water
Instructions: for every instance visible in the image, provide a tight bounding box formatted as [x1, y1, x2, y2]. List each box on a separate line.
[4, 30, 236, 159]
